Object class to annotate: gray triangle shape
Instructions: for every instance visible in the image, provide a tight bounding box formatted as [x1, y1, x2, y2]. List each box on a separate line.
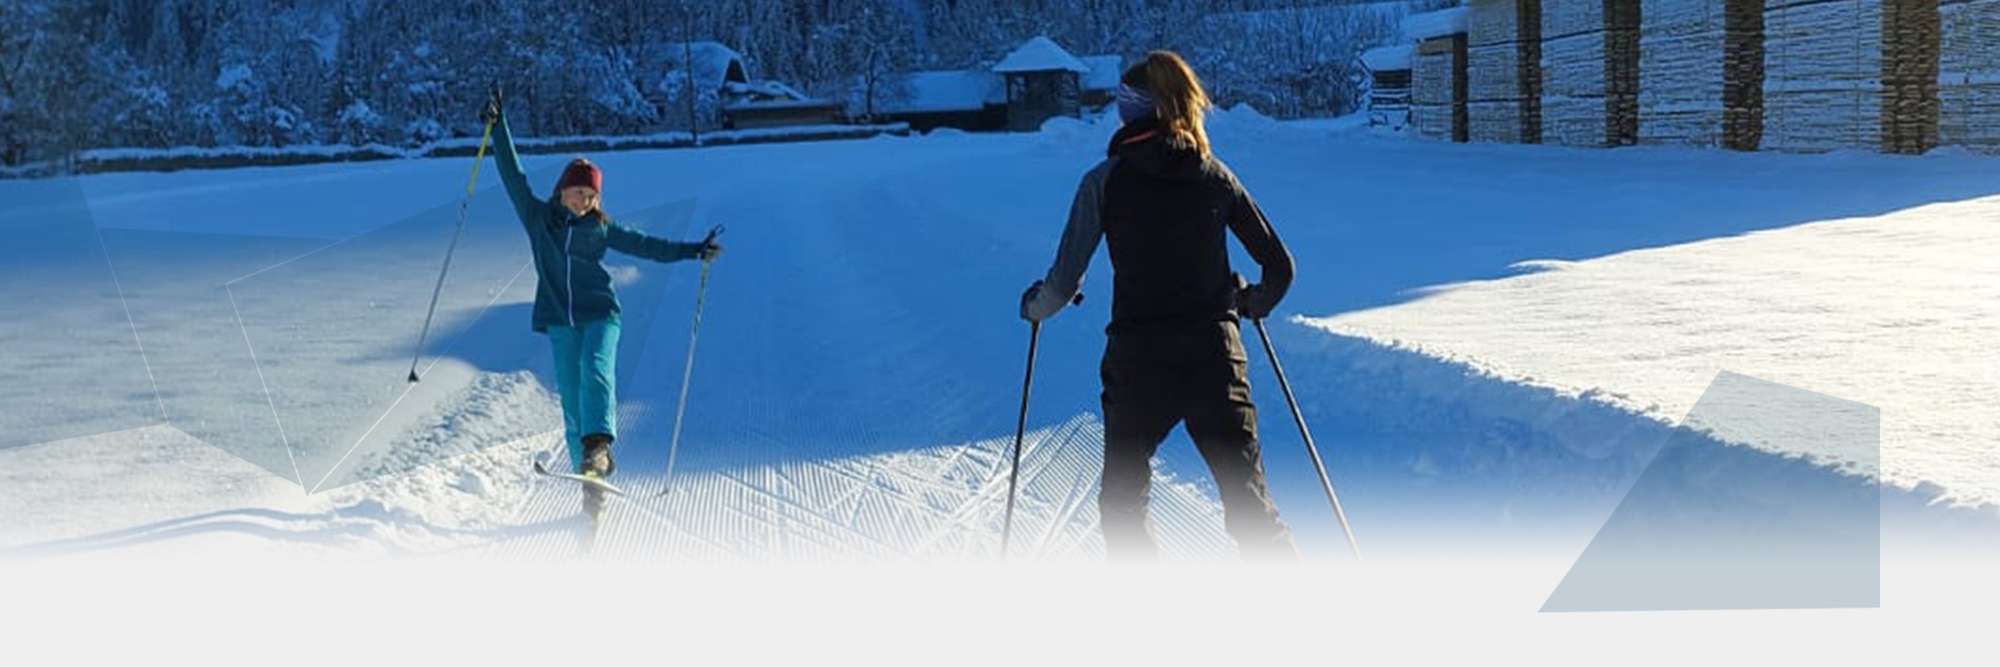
[1542, 371, 1880, 612]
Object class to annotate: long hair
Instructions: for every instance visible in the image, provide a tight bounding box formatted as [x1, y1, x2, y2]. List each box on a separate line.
[1121, 50, 1212, 158]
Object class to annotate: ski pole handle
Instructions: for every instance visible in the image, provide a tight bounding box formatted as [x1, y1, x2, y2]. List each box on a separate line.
[1232, 272, 1257, 322]
[693, 224, 724, 264]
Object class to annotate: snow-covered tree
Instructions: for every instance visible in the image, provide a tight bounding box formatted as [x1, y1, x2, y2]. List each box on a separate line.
[0, 0, 1437, 165]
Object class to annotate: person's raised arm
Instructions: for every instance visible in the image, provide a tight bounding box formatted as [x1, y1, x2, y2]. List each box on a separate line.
[481, 88, 539, 225]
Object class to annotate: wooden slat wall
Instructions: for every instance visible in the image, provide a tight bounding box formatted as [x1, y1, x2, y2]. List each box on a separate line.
[1763, 0, 1887, 151]
[1543, 0, 1612, 146]
[1468, 0, 1543, 143]
[1415, 35, 1472, 142]
[1939, 0, 2000, 152]
[1637, 0, 1758, 150]
[1763, 0, 1939, 153]
[1640, 0, 1730, 147]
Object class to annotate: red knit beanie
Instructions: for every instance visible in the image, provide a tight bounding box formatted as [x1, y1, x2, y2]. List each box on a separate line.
[555, 158, 602, 194]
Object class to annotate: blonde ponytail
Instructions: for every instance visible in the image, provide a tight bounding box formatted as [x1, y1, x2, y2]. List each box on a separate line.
[1122, 51, 1212, 157]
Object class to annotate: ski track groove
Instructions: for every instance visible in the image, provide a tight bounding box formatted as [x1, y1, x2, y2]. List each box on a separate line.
[463, 412, 1231, 560]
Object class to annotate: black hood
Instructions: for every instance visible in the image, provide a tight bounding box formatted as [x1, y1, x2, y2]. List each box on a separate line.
[1105, 116, 1208, 181]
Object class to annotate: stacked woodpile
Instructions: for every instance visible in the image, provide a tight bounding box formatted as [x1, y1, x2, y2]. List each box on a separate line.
[1938, 0, 2000, 152]
[1607, 1, 1643, 145]
[1420, 0, 1975, 154]
[1522, 0, 1547, 143]
[1881, 0, 1940, 154]
[1414, 36, 1471, 142]
[1763, 0, 1938, 153]
[1467, 0, 1544, 143]
[1543, 1, 1641, 146]
[1762, 0, 1871, 151]
[1721, 0, 1764, 150]
[1637, 0, 1758, 149]
[1542, 0, 1610, 146]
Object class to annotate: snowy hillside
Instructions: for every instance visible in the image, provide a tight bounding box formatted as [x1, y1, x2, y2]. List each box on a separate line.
[2, 107, 1997, 564]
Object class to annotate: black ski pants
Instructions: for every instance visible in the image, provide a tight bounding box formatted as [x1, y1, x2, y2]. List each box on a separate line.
[1098, 320, 1297, 562]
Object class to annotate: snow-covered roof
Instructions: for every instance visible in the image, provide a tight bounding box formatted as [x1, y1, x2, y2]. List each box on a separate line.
[992, 36, 1089, 74]
[725, 79, 808, 101]
[876, 70, 1005, 113]
[1079, 55, 1123, 92]
[724, 97, 843, 112]
[652, 41, 750, 91]
[1361, 44, 1414, 71]
[724, 79, 839, 112]
[1403, 7, 1469, 41]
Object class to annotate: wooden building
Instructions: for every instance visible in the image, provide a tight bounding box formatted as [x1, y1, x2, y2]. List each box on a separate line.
[992, 37, 1091, 132]
[647, 41, 752, 128]
[1410, 8, 1472, 142]
[867, 70, 1008, 132]
[861, 39, 1118, 133]
[1404, 0, 1996, 155]
[646, 41, 846, 131]
[1079, 54, 1124, 109]
[1363, 45, 1416, 129]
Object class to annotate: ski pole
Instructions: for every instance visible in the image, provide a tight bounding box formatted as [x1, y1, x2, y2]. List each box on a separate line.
[656, 224, 724, 498]
[1249, 316, 1362, 560]
[408, 118, 495, 383]
[1000, 289, 1082, 559]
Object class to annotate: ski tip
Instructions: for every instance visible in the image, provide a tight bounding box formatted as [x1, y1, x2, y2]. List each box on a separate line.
[532, 459, 629, 496]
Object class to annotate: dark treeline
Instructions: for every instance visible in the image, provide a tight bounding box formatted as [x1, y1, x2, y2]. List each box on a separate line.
[0, 0, 1450, 166]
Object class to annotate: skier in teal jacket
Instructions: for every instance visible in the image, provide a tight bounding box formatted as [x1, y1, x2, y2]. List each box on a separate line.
[480, 89, 720, 520]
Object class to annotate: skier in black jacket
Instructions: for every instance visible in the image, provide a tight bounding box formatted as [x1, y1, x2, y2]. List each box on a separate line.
[1021, 50, 1298, 562]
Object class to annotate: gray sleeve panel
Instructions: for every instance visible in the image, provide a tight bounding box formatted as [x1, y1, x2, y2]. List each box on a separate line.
[1027, 157, 1116, 322]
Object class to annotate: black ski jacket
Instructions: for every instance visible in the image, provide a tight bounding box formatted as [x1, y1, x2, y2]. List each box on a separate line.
[1025, 117, 1295, 333]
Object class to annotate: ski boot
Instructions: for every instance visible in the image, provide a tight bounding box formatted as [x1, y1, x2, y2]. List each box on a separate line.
[582, 433, 617, 479]
[579, 434, 616, 549]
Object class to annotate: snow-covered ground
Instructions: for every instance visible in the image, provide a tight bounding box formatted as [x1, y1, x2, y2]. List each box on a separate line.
[2, 108, 1996, 570]
[1303, 193, 1999, 508]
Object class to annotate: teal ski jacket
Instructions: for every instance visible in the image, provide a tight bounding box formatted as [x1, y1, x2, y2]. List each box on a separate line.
[491, 110, 703, 333]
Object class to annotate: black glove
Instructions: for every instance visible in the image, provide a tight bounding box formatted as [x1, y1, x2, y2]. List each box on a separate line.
[479, 85, 503, 125]
[1237, 282, 1279, 320]
[692, 225, 723, 262]
[1019, 280, 1044, 322]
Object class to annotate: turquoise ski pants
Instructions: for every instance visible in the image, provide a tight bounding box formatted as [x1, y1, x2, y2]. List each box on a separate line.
[547, 316, 620, 473]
